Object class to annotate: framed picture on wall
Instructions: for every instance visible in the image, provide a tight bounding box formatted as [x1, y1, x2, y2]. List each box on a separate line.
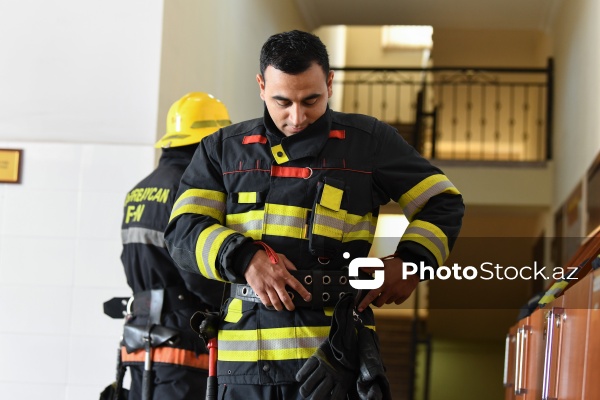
[0, 148, 23, 184]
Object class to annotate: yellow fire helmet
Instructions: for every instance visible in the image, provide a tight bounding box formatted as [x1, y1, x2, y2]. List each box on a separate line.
[155, 92, 232, 148]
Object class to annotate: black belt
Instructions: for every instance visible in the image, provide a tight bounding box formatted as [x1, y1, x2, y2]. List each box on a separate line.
[131, 286, 207, 316]
[231, 270, 363, 309]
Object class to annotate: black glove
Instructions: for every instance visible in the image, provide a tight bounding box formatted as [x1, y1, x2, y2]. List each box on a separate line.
[356, 324, 392, 400]
[296, 294, 359, 400]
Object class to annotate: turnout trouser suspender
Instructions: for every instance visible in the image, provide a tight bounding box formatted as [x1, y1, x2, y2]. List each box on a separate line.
[143, 289, 164, 400]
[119, 289, 179, 400]
[114, 347, 127, 400]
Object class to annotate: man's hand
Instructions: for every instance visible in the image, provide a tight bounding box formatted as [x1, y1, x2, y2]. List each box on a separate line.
[357, 257, 419, 312]
[244, 250, 312, 311]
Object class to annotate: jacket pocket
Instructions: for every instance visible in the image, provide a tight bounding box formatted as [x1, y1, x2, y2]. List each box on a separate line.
[308, 177, 347, 258]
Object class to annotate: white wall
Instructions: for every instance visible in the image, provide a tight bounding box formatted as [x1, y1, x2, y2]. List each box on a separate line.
[551, 0, 600, 205]
[0, 0, 164, 145]
[0, 1, 164, 398]
[157, 0, 309, 136]
[313, 25, 348, 112]
[0, 0, 309, 398]
[0, 141, 153, 398]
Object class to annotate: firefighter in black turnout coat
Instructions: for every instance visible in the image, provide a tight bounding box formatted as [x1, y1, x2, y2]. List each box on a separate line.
[164, 31, 465, 400]
[120, 92, 231, 399]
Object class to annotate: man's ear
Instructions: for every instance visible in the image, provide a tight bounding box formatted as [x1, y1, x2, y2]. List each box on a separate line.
[257, 74, 266, 101]
[327, 70, 334, 98]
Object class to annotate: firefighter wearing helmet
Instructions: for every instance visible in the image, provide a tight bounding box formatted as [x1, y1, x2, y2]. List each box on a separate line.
[118, 92, 231, 399]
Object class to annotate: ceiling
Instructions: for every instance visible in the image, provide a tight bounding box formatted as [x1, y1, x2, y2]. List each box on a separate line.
[294, 0, 562, 32]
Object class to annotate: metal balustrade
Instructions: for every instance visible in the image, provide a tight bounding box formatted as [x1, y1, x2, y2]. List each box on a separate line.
[331, 59, 553, 162]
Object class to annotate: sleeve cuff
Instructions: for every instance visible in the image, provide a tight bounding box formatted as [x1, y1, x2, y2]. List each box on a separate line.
[396, 242, 438, 280]
[230, 241, 262, 283]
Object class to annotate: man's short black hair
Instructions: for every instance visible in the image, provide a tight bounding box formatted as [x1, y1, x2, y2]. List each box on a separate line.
[259, 30, 330, 79]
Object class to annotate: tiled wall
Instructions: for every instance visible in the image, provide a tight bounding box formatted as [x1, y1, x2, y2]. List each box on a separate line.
[0, 141, 154, 398]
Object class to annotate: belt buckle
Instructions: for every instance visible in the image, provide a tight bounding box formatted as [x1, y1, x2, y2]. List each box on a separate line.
[126, 296, 135, 316]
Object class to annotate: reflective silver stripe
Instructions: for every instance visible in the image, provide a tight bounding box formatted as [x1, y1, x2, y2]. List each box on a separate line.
[227, 219, 263, 234]
[200, 226, 232, 280]
[313, 213, 345, 232]
[404, 225, 448, 261]
[403, 180, 457, 220]
[344, 219, 376, 236]
[218, 336, 326, 352]
[264, 213, 305, 228]
[171, 196, 225, 215]
[121, 227, 165, 248]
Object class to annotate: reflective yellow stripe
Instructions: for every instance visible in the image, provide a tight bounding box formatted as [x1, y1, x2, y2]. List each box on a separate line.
[398, 175, 460, 221]
[401, 220, 449, 265]
[538, 294, 556, 305]
[218, 326, 329, 362]
[237, 192, 257, 204]
[312, 205, 346, 239]
[342, 213, 377, 243]
[226, 202, 375, 244]
[320, 184, 343, 211]
[549, 280, 569, 291]
[219, 347, 318, 362]
[224, 299, 243, 323]
[170, 189, 226, 223]
[227, 210, 264, 240]
[196, 224, 236, 281]
[264, 203, 309, 239]
[271, 144, 290, 164]
[539, 280, 569, 305]
[218, 325, 377, 362]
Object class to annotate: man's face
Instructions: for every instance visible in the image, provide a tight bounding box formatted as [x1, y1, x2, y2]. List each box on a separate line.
[257, 62, 334, 137]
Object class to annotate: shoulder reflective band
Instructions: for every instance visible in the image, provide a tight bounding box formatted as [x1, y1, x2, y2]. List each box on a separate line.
[329, 130, 346, 139]
[242, 135, 267, 144]
[271, 166, 312, 179]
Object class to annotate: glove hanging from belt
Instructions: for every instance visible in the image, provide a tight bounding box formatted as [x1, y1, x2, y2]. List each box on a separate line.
[295, 292, 393, 400]
[355, 323, 392, 400]
[296, 293, 359, 400]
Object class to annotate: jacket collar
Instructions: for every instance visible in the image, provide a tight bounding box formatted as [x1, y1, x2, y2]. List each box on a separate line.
[263, 107, 333, 162]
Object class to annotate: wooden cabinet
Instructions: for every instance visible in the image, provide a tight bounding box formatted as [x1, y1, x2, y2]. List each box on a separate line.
[503, 306, 546, 399]
[518, 307, 545, 399]
[504, 324, 517, 400]
[504, 231, 600, 400]
[504, 272, 597, 400]
[584, 269, 600, 399]
[539, 297, 564, 400]
[557, 273, 591, 400]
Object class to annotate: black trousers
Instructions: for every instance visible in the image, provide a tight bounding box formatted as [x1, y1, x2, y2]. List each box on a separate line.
[127, 363, 208, 400]
[217, 383, 360, 400]
[218, 383, 304, 400]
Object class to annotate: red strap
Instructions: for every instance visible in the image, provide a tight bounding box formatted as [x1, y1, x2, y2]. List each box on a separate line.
[255, 241, 279, 264]
[121, 346, 209, 370]
[329, 130, 346, 139]
[242, 135, 267, 144]
[271, 165, 312, 179]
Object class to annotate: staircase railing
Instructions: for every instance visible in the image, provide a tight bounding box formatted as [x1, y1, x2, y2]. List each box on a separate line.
[331, 59, 553, 162]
